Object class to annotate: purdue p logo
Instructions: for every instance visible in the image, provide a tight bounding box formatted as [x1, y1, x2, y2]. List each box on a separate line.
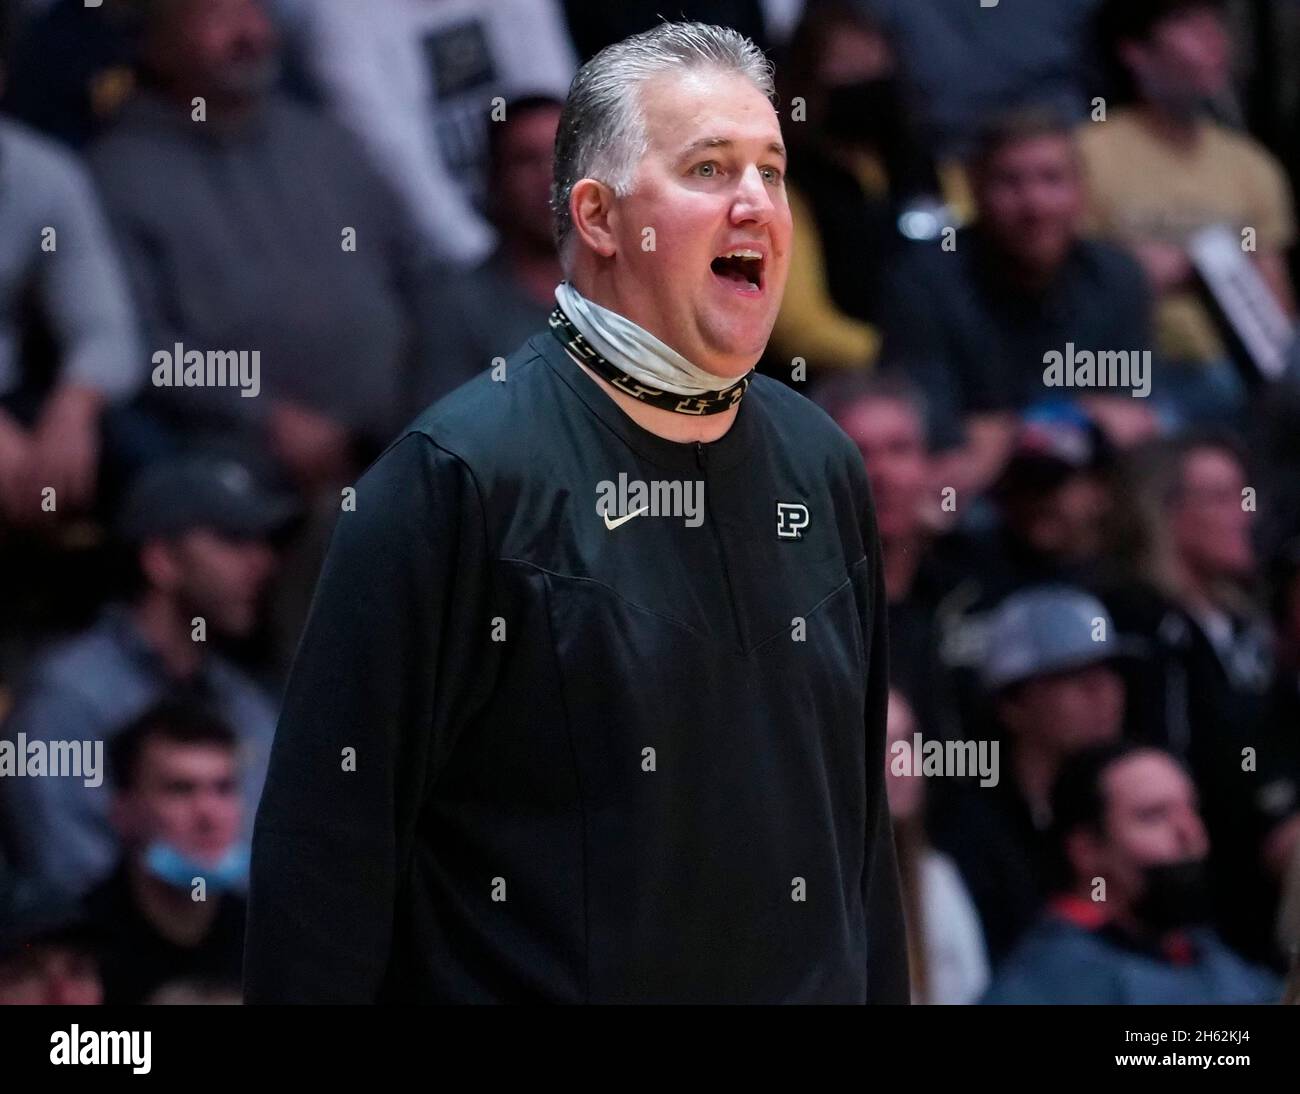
[776, 502, 810, 539]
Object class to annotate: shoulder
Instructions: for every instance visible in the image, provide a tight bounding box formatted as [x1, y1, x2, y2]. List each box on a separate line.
[0, 118, 96, 204]
[982, 916, 1116, 1003]
[750, 374, 870, 488]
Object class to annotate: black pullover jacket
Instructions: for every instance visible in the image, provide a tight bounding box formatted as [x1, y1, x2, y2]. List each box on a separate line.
[244, 327, 908, 1003]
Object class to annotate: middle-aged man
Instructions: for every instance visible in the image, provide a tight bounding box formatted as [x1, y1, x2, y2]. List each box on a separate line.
[984, 742, 1279, 1004]
[245, 22, 908, 1004]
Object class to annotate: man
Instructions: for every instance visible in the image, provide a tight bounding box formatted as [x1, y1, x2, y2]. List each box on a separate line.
[89, 0, 432, 493]
[985, 742, 1279, 1004]
[881, 108, 1157, 495]
[929, 585, 1130, 961]
[87, 701, 248, 1005]
[0, 106, 141, 526]
[293, 0, 576, 266]
[817, 373, 962, 744]
[1081, 0, 1296, 419]
[246, 22, 908, 1004]
[409, 95, 566, 411]
[0, 454, 292, 897]
[0, 896, 103, 1005]
[1105, 433, 1300, 963]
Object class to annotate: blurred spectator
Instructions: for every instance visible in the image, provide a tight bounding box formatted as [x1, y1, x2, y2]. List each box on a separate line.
[769, 3, 964, 377]
[0, 894, 103, 1004]
[1102, 432, 1300, 963]
[0, 109, 142, 526]
[86, 701, 247, 1004]
[3, 0, 140, 148]
[930, 586, 1129, 961]
[293, 0, 575, 266]
[0, 454, 292, 898]
[1079, 0, 1296, 421]
[881, 108, 1158, 495]
[984, 742, 1279, 1004]
[931, 405, 1121, 742]
[562, 0, 772, 63]
[868, 0, 1104, 155]
[88, 0, 433, 492]
[819, 373, 962, 742]
[886, 689, 989, 1004]
[408, 94, 564, 412]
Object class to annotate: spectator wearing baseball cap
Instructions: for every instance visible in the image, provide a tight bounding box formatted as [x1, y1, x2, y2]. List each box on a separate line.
[929, 584, 1137, 961]
[0, 454, 296, 901]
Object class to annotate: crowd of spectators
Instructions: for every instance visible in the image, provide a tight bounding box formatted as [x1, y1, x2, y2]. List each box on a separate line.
[1, 0, 1299, 1005]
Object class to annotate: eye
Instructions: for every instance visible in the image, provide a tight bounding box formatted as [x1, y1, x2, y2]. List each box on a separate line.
[761, 165, 784, 184]
[693, 161, 720, 178]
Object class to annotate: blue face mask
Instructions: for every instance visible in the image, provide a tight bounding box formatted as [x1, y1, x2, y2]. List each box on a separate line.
[143, 840, 249, 894]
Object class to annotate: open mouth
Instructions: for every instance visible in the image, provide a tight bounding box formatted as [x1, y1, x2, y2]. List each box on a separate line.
[710, 248, 765, 294]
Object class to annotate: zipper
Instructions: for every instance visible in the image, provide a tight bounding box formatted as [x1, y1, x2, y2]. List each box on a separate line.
[696, 441, 746, 652]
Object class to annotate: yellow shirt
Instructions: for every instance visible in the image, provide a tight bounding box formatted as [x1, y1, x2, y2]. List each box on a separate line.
[1076, 109, 1295, 364]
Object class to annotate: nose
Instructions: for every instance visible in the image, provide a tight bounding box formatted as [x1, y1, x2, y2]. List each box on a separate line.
[731, 164, 775, 226]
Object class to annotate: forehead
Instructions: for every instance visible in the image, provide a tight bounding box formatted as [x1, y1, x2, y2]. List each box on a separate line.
[1104, 754, 1190, 810]
[636, 69, 782, 155]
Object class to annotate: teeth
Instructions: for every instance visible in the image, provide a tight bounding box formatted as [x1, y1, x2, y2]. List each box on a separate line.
[719, 249, 762, 260]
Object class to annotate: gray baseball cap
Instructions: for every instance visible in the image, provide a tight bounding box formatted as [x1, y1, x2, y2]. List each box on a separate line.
[981, 585, 1140, 692]
[115, 454, 300, 543]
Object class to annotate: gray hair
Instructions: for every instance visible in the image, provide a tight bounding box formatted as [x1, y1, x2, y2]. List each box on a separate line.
[550, 22, 775, 271]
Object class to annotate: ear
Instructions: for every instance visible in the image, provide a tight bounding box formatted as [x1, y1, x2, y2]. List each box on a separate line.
[570, 178, 619, 259]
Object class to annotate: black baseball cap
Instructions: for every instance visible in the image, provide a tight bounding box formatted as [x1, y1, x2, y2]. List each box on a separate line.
[115, 454, 301, 543]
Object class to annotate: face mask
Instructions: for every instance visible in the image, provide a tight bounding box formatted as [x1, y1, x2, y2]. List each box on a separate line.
[1133, 857, 1212, 931]
[554, 281, 743, 398]
[144, 840, 249, 894]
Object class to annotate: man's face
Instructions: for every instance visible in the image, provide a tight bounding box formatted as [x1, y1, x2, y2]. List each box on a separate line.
[603, 69, 792, 378]
[1085, 752, 1209, 910]
[839, 397, 929, 541]
[492, 104, 562, 250]
[0, 946, 102, 1005]
[116, 739, 242, 863]
[1001, 662, 1125, 755]
[976, 134, 1083, 277]
[1124, 6, 1232, 106]
[1007, 473, 1109, 562]
[151, 0, 280, 103]
[1172, 448, 1254, 580]
[153, 528, 277, 637]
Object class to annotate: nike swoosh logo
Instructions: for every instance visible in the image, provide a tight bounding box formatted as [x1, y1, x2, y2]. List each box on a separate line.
[603, 506, 649, 531]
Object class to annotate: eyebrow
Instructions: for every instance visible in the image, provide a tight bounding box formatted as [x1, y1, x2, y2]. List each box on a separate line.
[677, 137, 787, 164]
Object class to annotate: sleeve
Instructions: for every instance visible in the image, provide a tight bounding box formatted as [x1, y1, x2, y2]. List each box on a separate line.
[855, 463, 911, 1004]
[34, 141, 143, 401]
[243, 431, 493, 1002]
[769, 187, 881, 371]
